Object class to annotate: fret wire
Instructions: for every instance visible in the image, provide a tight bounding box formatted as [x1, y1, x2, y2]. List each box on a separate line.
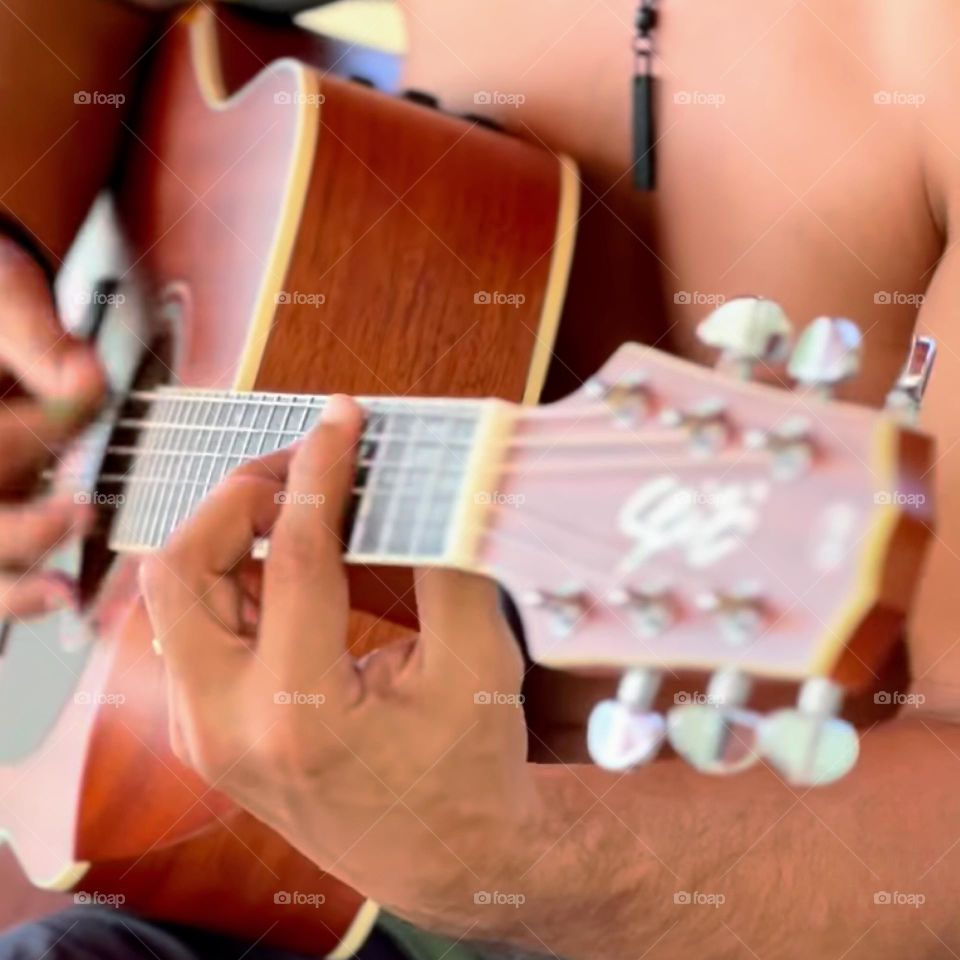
[145, 396, 187, 548]
[376, 414, 418, 555]
[130, 395, 161, 549]
[128, 395, 166, 548]
[294, 400, 313, 439]
[122, 395, 157, 547]
[348, 414, 385, 554]
[163, 395, 197, 544]
[225, 399, 252, 484]
[164, 398, 193, 540]
[252, 397, 272, 458]
[113, 393, 487, 556]
[169, 395, 200, 542]
[197, 394, 233, 533]
[410, 417, 450, 555]
[243, 398, 271, 484]
[171, 396, 209, 536]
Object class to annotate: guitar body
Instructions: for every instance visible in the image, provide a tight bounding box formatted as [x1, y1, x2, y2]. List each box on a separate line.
[0, 6, 577, 953]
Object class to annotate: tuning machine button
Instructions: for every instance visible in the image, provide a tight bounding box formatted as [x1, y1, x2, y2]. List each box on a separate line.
[696, 584, 766, 648]
[660, 398, 728, 456]
[667, 669, 761, 774]
[587, 668, 666, 771]
[885, 335, 937, 424]
[522, 586, 590, 637]
[607, 584, 675, 638]
[696, 297, 793, 379]
[787, 316, 863, 397]
[585, 373, 652, 427]
[744, 416, 814, 480]
[758, 677, 859, 786]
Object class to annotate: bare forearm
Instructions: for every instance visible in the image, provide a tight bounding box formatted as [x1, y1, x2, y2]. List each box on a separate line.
[0, 0, 158, 263]
[398, 715, 960, 960]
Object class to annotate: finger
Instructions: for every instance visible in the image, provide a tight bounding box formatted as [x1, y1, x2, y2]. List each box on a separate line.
[0, 398, 97, 490]
[231, 447, 292, 485]
[140, 474, 283, 687]
[0, 571, 77, 619]
[0, 495, 93, 570]
[261, 394, 362, 679]
[0, 238, 105, 406]
[415, 568, 520, 677]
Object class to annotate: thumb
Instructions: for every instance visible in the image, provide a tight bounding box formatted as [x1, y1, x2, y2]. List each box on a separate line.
[0, 238, 104, 406]
[415, 569, 520, 678]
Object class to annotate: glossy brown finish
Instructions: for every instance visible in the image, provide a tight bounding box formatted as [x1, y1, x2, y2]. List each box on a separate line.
[1, 6, 566, 952]
[834, 427, 936, 690]
[0, 0, 158, 264]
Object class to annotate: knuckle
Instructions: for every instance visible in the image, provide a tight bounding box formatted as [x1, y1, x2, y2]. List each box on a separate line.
[139, 554, 177, 602]
[260, 725, 335, 783]
[271, 523, 322, 575]
[182, 728, 233, 784]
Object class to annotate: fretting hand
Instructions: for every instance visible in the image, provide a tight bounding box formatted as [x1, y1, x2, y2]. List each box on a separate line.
[140, 395, 540, 919]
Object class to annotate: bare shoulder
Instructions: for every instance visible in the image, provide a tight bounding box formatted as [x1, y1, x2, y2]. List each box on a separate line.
[866, 0, 960, 231]
[879, 0, 960, 717]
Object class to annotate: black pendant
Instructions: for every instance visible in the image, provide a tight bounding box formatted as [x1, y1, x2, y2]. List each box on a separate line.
[633, 72, 655, 190]
[633, 0, 657, 191]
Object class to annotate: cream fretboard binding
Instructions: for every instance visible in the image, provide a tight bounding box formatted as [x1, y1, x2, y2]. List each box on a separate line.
[108, 389, 486, 563]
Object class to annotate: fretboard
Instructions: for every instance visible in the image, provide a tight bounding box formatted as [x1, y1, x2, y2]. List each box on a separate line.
[108, 389, 488, 563]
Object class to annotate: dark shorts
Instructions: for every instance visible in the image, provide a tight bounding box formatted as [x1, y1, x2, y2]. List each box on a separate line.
[0, 907, 407, 960]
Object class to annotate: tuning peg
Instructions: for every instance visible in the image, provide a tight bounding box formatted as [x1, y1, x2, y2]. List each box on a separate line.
[787, 316, 863, 396]
[696, 297, 793, 379]
[695, 583, 766, 647]
[666, 670, 761, 774]
[584, 373, 652, 427]
[522, 586, 590, 637]
[757, 677, 859, 786]
[659, 397, 729, 457]
[885, 336, 937, 424]
[607, 584, 676, 638]
[743, 416, 814, 481]
[587, 668, 666, 771]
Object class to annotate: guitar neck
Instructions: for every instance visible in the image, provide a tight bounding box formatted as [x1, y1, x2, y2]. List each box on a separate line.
[108, 388, 513, 568]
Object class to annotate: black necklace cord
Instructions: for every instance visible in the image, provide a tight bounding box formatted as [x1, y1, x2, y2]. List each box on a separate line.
[633, 0, 658, 190]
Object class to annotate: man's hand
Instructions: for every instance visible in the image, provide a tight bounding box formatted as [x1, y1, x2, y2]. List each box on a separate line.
[140, 395, 539, 916]
[0, 237, 105, 619]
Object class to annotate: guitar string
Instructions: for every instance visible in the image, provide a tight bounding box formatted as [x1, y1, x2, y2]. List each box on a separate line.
[66, 389, 774, 556]
[105, 480, 642, 571]
[104, 418, 696, 449]
[82, 450, 768, 485]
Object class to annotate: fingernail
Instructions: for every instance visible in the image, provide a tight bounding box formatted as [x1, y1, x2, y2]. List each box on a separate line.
[43, 578, 79, 612]
[42, 396, 84, 426]
[322, 394, 354, 425]
[44, 591, 72, 613]
[58, 351, 102, 396]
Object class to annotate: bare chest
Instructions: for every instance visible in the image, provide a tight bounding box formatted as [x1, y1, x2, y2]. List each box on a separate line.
[402, 0, 942, 404]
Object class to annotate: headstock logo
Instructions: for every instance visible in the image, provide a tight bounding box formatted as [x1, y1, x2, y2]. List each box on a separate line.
[618, 475, 770, 571]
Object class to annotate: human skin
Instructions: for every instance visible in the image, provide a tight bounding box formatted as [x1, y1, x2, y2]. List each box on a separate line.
[7, 1, 960, 957]
[147, 3, 960, 958]
[0, 0, 158, 616]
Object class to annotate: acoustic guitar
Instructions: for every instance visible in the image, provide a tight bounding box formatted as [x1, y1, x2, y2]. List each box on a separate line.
[1, 2, 577, 954]
[0, 3, 935, 955]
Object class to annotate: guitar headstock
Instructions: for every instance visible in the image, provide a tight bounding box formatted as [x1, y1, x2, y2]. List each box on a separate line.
[471, 300, 936, 786]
